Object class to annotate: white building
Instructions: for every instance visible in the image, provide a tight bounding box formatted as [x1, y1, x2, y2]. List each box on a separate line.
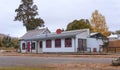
[108, 34, 119, 41]
[19, 28, 105, 53]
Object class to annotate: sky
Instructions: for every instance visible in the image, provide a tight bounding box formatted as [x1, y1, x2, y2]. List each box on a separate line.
[0, 0, 120, 37]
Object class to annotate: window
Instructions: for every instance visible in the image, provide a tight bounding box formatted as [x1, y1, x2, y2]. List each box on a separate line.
[46, 40, 51, 48]
[55, 39, 61, 48]
[39, 41, 42, 48]
[22, 43, 25, 50]
[78, 39, 87, 51]
[31, 42, 36, 50]
[65, 38, 72, 47]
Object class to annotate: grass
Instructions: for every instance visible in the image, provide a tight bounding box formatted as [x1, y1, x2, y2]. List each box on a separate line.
[0, 67, 54, 70]
[0, 47, 15, 50]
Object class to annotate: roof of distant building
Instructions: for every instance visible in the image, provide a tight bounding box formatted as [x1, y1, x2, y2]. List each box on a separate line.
[20, 29, 89, 41]
[20, 27, 50, 40]
[90, 32, 107, 39]
[108, 34, 118, 38]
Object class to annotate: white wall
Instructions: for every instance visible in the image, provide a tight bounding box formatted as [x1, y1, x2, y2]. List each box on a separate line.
[42, 30, 89, 53]
[42, 38, 76, 52]
[31, 41, 37, 53]
[20, 41, 27, 53]
[87, 38, 103, 52]
[75, 31, 89, 51]
[20, 41, 37, 53]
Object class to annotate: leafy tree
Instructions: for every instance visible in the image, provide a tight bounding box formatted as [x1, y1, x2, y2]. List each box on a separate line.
[91, 10, 110, 36]
[115, 30, 120, 34]
[66, 19, 91, 31]
[2, 36, 12, 48]
[0, 38, 3, 47]
[14, 0, 44, 31]
[11, 38, 20, 51]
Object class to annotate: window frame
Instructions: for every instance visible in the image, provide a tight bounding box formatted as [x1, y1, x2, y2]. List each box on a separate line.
[46, 40, 52, 48]
[65, 38, 72, 47]
[31, 42, 36, 50]
[22, 43, 26, 50]
[55, 39, 61, 48]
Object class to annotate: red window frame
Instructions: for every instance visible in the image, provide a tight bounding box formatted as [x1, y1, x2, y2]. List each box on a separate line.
[22, 43, 25, 50]
[55, 39, 61, 48]
[46, 40, 51, 48]
[65, 38, 72, 47]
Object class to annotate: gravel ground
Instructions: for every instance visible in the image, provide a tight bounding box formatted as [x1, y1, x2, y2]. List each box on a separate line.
[0, 52, 120, 58]
[0, 52, 120, 70]
[46, 63, 120, 70]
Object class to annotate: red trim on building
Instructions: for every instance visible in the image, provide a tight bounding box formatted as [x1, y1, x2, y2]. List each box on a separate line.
[65, 38, 72, 47]
[46, 40, 52, 48]
[27, 42, 30, 52]
[55, 39, 61, 48]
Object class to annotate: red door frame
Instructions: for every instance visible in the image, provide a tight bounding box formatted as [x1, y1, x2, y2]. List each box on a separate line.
[27, 42, 30, 52]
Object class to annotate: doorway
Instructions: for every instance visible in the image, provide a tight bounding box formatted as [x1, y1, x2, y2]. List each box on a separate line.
[27, 42, 30, 52]
[39, 41, 43, 53]
[78, 39, 87, 52]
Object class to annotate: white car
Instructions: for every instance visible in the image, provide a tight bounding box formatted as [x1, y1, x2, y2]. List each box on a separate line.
[112, 57, 120, 66]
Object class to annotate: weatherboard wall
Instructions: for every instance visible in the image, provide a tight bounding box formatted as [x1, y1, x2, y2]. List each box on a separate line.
[42, 38, 76, 52]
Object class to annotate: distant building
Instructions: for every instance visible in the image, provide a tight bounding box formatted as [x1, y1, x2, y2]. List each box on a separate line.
[19, 28, 106, 53]
[104, 40, 120, 53]
[102, 34, 120, 53]
[108, 34, 120, 41]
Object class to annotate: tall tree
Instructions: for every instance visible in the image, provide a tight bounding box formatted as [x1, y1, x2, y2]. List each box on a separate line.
[2, 36, 12, 48]
[0, 38, 3, 47]
[66, 19, 91, 31]
[91, 10, 110, 36]
[115, 30, 120, 34]
[14, 0, 44, 31]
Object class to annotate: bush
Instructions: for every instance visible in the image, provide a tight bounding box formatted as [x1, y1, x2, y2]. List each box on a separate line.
[0, 36, 19, 49]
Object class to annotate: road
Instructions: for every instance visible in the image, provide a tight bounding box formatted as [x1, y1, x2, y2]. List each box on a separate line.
[0, 56, 112, 67]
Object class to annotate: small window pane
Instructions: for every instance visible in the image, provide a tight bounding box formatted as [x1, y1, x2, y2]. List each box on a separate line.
[55, 39, 61, 48]
[22, 43, 25, 50]
[46, 40, 51, 48]
[65, 38, 72, 47]
[31, 42, 35, 50]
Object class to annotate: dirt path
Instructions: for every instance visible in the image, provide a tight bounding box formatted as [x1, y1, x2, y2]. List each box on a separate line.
[0, 52, 120, 70]
[0, 56, 112, 67]
[0, 52, 120, 58]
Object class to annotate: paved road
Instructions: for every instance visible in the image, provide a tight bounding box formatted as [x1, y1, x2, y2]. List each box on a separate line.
[0, 56, 112, 67]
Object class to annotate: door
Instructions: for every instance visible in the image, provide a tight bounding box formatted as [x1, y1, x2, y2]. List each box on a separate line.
[27, 42, 30, 52]
[39, 41, 43, 53]
[78, 39, 87, 52]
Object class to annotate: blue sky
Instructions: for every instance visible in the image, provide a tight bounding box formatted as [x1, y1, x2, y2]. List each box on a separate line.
[0, 0, 120, 37]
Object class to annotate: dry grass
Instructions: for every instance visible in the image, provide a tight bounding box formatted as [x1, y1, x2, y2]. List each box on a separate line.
[1, 63, 118, 70]
[0, 67, 51, 70]
[44, 63, 120, 70]
[0, 52, 119, 59]
[0, 63, 119, 70]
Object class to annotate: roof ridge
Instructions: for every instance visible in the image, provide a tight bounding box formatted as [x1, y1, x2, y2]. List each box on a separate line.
[27, 28, 46, 32]
[62, 29, 88, 33]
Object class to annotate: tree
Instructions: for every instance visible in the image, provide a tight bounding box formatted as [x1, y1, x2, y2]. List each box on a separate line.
[0, 38, 3, 47]
[115, 30, 120, 34]
[11, 38, 20, 51]
[2, 36, 12, 48]
[66, 19, 91, 31]
[91, 10, 110, 36]
[14, 0, 44, 31]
